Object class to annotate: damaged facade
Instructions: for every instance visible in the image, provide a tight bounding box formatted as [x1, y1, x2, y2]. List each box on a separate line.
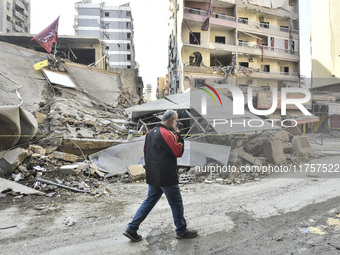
[168, 0, 300, 94]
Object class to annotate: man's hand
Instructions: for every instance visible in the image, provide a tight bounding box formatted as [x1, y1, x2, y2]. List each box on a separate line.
[173, 126, 180, 133]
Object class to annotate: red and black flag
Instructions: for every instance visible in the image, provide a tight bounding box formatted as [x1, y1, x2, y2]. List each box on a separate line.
[31, 16, 59, 53]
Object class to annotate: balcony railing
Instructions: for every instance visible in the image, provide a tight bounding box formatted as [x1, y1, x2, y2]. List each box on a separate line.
[237, 18, 299, 35]
[238, 42, 299, 55]
[13, 10, 25, 21]
[184, 7, 236, 22]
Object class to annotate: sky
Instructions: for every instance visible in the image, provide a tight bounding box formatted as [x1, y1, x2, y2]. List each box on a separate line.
[31, 0, 311, 92]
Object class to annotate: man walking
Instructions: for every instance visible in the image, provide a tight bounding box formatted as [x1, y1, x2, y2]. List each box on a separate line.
[123, 110, 198, 241]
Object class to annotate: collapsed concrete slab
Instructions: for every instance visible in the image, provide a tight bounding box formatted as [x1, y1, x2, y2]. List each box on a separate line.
[292, 136, 314, 154]
[0, 177, 44, 195]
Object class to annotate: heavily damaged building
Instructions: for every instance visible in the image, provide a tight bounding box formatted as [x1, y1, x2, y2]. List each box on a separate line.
[168, 0, 300, 94]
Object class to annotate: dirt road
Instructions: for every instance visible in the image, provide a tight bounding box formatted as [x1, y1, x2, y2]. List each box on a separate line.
[1, 154, 340, 255]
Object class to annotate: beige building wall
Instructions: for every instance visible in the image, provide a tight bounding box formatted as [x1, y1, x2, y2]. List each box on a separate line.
[311, 0, 340, 87]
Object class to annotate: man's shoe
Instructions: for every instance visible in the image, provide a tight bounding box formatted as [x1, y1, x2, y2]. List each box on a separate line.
[123, 230, 142, 242]
[176, 228, 198, 239]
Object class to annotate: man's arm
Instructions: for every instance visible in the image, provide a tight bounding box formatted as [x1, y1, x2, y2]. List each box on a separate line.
[160, 127, 184, 157]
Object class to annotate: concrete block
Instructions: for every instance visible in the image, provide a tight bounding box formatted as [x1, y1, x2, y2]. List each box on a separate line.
[53, 151, 79, 162]
[28, 145, 46, 155]
[292, 137, 314, 154]
[0, 158, 13, 178]
[262, 141, 286, 165]
[127, 165, 145, 180]
[60, 165, 81, 175]
[234, 148, 261, 166]
[274, 130, 290, 142]
[35, 112, 47, 124]
[2, 148, 29, 168]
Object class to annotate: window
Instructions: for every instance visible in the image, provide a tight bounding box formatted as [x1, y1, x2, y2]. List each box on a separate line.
[103, 23, 109, 29]
[7, 29, 11, 33]
[189, 32, 200, 45]
[280, 26, 289, 32]
[215, 36, 225, 44]
[260, 22, 269, 29]
[105, 12, 109, 17]
[104, 33, 110, 39]
[126, 11, 131, 17]
[126, 22, 131, 28]
[195, 79, 206, 87]
[127, 54, 131, 61]
[261, 65, 270, 72]
[127, 33, 131, 39]
[189, 8, 201, 15]
[239, 62, 249, 68]
[289, 0, 295, 6]
[127, 44, 130, 50]
[238, 17, 248, 24]
[7, 2, 10, 10]
[105, 46, 109, 50]
[6, 15, 11, 22]
[238, 40, 248, 47]
[127, 65, 131, 69]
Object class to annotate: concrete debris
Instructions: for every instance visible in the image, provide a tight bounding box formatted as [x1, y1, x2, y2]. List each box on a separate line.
[60, 165, 81, 176]
[292, 137, 314, 154]
[0, 177, 44, 195]
[0, 148, 29, 169]
[64, 217, 76, 227]
[127, 165, 145, 180]
[35, 112, 47, 124]
[233, 148, 262, 166]
[52, 151, 79, 162]
[263, 141, 286, 165]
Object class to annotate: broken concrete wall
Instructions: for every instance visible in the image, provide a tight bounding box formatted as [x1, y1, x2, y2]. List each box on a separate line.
[0, 42, 47, 112]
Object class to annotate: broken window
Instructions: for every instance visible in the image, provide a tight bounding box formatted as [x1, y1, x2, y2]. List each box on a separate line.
[260, 22, 269, 29]
[215, 36, 226, 44]
[127, 54, 131, 61]
[105, 12, 109, 17]
[126, 11, 131, 17]
[189, 8, 201, 15]
[189, 32, 200, 45]
[289, 0, 295, 6]
[280, 66, 289, 74]
[127, 33, 131, 39]
[238, 40, 248, 47]
[238, 17, 248, 24]
[189, 52, 202, 66]
[127, 65, 131, 69]
[280, 26, 289, 32]
[127, 44, 130, 50]
[126, 22, 131, 28]
[195, 79, 206, 87]
[6, 15, 11, 22]
[239, 62, 249, 68]
[261, 65, 270, 72]
[105, 46, 109, 50]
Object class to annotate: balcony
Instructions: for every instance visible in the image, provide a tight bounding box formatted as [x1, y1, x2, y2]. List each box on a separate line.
[184, 7, 237, 29]
[237, 68, 299, 81]
[237, 18, 299, 39]
[13, 10, 25, 21]
[238, 42, 299, 61]
[14, 0, 25, 10]
[13, 24, 25, 33]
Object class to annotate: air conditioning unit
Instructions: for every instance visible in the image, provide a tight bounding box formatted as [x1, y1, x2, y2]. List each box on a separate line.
[249, 57, 254, 62]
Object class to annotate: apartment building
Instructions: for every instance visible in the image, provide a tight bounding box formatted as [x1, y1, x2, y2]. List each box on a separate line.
[168, 0, 300, 94]
[310, 0, 340, 88]
[0, 0, 30, 33]
[74, 2, 136, 69]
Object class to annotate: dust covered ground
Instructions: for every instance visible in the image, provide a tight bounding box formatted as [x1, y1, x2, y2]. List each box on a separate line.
[1, 154, 340, 255]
